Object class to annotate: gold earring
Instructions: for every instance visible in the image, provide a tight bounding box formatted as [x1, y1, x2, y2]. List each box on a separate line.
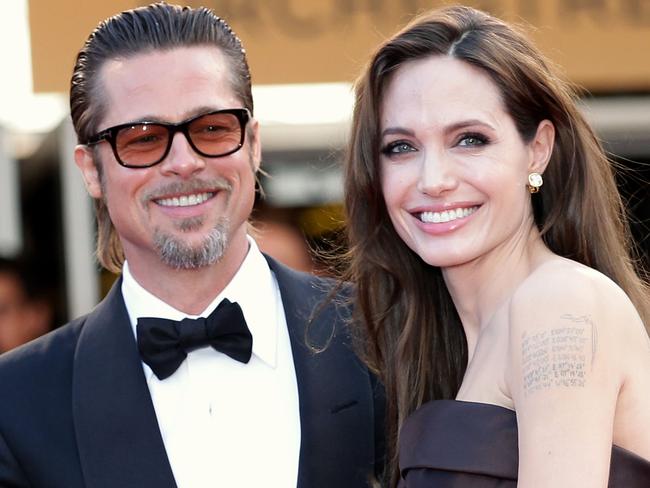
[527, 172, 543, 193]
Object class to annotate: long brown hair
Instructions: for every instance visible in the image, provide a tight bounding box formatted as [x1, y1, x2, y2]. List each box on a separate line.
[343, 6, 650, 485]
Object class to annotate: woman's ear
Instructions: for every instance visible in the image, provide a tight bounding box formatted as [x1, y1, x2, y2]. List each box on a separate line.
[74, 145, 103, 199]
[528, 119, 555, 175]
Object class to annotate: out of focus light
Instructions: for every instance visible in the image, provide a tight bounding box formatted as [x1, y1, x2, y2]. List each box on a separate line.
[0, 0, 67, 157]
[254, 82, 354, 152]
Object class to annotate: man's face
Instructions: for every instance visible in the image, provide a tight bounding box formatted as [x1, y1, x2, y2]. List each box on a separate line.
[75, 46, 260, 273]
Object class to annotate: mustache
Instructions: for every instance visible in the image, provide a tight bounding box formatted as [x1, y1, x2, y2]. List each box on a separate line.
[142, 178, 232, 202]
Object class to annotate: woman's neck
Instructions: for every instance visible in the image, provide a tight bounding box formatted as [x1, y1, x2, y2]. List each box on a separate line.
[442, 226, 552, 352]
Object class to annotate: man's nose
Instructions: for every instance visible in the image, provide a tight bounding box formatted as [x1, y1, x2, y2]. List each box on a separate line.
[159, 132, 206, 177]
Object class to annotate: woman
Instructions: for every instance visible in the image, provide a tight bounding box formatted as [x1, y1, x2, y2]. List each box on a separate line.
[343, 5, 650, 487]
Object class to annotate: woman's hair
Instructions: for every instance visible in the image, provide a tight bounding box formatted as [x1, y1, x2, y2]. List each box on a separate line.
[69, 2, 252, 273]
[343, 5, 650, 485]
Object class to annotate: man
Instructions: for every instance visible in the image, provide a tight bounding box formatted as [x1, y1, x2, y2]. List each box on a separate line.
[0, 4, 383, 487]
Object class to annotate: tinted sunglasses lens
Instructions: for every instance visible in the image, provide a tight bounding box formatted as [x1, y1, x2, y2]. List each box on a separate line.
[115, 124, 169, 167]
[188, 112, 243, 156]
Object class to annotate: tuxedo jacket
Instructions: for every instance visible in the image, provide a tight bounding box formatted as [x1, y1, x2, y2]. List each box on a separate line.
[0, 257, 384, 487]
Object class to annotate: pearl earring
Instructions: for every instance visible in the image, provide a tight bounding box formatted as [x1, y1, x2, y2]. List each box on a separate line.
[527, 172, 543, 193]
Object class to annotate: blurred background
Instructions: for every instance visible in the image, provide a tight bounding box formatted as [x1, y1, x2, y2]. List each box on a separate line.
[0, 0, 648, 350]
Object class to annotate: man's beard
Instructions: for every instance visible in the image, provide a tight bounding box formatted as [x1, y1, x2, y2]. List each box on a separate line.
[141, 177, 234, 270]
[153, 217, 230, 269]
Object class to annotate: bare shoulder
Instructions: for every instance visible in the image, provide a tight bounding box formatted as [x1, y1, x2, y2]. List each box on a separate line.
[506, 257, 649, 396]
[504, 258, 650, 478]
[510, 257, 646, 341]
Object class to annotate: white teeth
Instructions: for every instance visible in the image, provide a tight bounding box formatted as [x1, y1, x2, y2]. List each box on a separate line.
[157, 192, 213, 208]
[419, 206, 478, 223]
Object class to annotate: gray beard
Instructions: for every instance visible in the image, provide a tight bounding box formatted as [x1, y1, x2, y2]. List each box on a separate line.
[153, 217, 230, 269]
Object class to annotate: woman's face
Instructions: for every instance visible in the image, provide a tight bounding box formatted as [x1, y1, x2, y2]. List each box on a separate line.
[379, 55, 552, 269]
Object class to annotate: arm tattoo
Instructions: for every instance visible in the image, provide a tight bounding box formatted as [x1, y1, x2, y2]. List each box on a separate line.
[521, 315, 597, 397]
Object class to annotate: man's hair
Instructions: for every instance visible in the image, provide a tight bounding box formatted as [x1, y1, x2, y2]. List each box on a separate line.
[69, 2, 253, 272]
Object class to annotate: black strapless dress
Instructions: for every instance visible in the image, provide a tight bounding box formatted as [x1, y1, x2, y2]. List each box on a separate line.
[398, 400, 650, 487]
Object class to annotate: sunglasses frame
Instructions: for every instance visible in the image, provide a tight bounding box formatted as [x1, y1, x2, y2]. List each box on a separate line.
[84, 108, 251, 168]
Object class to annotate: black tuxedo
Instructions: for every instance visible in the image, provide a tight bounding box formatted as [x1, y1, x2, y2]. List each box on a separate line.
[0, 257, 384, 487]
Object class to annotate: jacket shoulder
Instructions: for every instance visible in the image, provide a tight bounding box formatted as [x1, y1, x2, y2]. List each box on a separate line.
[0, 316, 87, 396]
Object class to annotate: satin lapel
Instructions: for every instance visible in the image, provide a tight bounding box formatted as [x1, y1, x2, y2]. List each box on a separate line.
[266, 256, 375, 488]
[72, 279, 177, 488]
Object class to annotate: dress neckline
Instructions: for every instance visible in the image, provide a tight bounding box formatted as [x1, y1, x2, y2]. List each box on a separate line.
[399, 398, 650, 479]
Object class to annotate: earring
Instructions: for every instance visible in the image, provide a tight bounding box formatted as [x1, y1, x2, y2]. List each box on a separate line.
[527, 172, 543, 193]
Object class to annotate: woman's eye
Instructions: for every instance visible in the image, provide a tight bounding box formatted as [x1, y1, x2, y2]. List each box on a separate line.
[382, 141, 417, 155]
[457, 134, 488, 147]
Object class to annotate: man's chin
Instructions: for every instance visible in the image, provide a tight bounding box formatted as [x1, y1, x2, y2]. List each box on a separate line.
[175, 216, 206, 233]
[153, 223, 229, 270]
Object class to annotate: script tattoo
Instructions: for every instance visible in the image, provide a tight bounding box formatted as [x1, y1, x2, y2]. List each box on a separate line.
[521, 315, 597, 397]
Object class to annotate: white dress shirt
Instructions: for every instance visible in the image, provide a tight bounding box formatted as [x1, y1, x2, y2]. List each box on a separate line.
[121, 238, 301, 488]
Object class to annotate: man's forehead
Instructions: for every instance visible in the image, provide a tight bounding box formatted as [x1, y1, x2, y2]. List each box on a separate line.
[97, 46, 240, 126]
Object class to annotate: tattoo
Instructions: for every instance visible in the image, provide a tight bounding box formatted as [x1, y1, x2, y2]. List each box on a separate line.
[560, 314, 598, 364]
[521, 315, 596, 397]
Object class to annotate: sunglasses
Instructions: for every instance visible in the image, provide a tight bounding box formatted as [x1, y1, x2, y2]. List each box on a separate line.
[84, 108, 251, 168]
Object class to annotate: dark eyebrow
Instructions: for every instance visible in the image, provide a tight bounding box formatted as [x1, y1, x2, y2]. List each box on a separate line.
[444, 119, 496, 133]
[127, 106, 225, 125]
[381, 119, 496, 138]
[381, 127, 416, 138]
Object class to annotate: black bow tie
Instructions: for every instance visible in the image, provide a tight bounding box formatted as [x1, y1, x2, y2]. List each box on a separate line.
[136, 298, 253, 380]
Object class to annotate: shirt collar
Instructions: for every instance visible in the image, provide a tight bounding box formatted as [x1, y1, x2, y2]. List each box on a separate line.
[122, 237, 278, 369]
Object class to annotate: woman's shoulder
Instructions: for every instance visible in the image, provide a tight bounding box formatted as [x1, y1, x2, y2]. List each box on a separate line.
[506, 256, 648, 376]
[520, 256, 624, 293]
[502, 258, 650, 471]
[511, 256, 642, 326]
